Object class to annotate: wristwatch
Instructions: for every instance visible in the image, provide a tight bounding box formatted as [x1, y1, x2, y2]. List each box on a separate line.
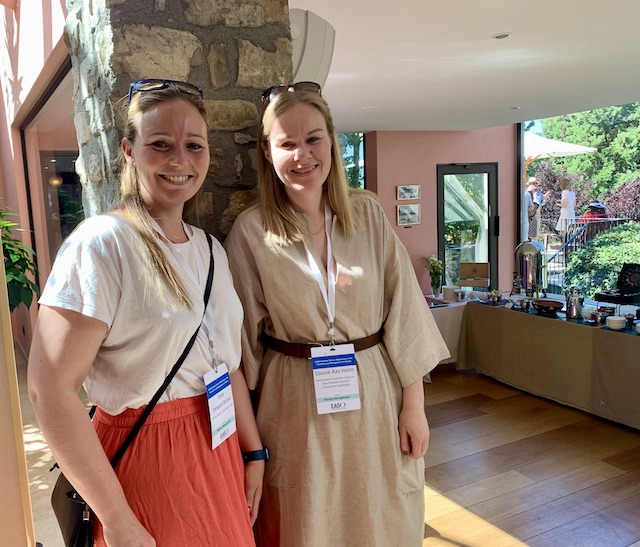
[242, 447, 270, 463]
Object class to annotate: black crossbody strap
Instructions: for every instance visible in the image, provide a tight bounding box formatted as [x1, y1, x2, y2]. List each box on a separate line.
[109, 233, 215, 468]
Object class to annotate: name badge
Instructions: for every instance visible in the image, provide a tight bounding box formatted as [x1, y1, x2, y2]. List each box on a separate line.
[311, 344, 361, 415]
[204, 363, 236, 450]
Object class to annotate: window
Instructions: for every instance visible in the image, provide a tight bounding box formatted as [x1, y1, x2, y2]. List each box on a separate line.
[339, 132, 364, 188]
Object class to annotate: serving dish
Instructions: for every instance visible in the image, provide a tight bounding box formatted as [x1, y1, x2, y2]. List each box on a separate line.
[424, 295, 449, 309]
[580, 307, 596, 321]
[532, 299, 563, 316]
[506, 295, 523, 307]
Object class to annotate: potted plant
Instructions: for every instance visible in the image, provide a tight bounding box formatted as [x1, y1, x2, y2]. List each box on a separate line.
[1, 207, 40, 311]
[425, 254, 444, 296]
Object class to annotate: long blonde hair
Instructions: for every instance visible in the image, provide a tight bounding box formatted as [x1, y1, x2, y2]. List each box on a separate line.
[258, 89, 360, 245]
[113, 86, 209, 309]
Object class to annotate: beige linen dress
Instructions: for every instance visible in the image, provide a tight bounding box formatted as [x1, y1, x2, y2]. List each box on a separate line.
[225, 193, 449, 547]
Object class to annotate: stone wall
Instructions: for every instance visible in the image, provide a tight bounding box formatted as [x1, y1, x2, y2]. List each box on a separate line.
[65, 0, 293, 239]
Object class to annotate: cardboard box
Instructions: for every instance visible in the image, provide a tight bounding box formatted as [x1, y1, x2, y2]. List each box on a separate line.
[458, 262, 490, 287]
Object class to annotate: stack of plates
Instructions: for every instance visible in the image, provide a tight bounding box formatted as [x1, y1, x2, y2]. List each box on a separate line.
[605, 316, 626, 330]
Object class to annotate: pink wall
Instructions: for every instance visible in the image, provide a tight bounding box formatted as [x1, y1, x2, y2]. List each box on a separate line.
[365, 126, 518, 294]
[1, 2, 68, 353]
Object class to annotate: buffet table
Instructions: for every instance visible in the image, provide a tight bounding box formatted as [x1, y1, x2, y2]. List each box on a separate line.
[458, 302, 640, 430]
[429, 301, 466, 364]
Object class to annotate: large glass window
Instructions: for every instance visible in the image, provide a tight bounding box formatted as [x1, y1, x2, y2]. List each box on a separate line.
[339, 132, 364, 188]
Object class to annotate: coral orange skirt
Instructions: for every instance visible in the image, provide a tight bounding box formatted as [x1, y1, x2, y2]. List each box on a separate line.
[92, 394, 255, 546]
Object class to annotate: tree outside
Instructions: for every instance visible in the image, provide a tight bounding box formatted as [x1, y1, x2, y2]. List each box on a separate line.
[541, 103, 640, 200]
[339, 133, 364, 189]
[528, 102, 640, 241]
[527, 103, 640, 297]
[564, 223, 640, 298]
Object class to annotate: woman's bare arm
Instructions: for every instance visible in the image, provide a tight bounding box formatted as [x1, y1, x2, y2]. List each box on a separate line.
[28, 306, 155, 546]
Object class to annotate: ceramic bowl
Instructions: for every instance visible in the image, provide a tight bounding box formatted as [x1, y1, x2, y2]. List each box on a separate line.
[532, 299, 563, 316]
[636, 323, 640, 334]
[593, 311, 609, 325]
[476, 292, 489, 301]
[606, 316, 627, 330]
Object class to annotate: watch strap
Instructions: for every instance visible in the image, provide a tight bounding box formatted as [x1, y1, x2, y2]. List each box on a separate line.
[242, 447, 270, 463]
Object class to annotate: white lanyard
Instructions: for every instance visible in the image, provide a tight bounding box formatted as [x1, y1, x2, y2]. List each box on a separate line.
[150, 218, 205, 294]
[302, 199, 337, 343]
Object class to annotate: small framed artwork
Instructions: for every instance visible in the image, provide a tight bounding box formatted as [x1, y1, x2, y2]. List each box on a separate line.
[397, 184, 421, 200]
[397, 204, 421, 226]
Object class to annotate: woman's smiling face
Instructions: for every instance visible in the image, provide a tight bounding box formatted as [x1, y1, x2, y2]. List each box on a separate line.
[122, 98, 209, 216]
[263, 102, 332, 204]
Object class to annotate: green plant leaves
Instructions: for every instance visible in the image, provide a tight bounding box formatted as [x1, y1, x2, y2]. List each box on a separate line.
[1, 206, 39, 311]
[564, 223, 640, 298]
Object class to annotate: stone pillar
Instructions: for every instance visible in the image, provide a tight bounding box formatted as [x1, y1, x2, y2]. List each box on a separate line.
[64, 0, 293, 239]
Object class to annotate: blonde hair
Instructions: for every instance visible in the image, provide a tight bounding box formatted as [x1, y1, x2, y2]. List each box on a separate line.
[113, 86, 209, 309]
[258, 89, 360, 245]
[559, 178, 572, 191]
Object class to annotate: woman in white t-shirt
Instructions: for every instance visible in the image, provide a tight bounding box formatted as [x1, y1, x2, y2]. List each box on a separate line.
[555, 178, 576, 237]
[28, 80, 263, 546]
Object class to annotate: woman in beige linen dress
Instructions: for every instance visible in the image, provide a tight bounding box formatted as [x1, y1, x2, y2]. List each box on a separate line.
[225, 83, 449, 546]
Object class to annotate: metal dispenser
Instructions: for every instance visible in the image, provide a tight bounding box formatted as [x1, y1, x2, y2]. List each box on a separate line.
[514, 240, 546, 297]
[565, 286, 583, 319]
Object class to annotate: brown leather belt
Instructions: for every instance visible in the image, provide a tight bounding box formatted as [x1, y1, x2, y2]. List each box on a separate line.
[263, 330, 383, 359]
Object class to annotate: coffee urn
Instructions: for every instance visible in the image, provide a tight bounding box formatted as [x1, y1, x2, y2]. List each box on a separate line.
[565, 286, 582, 319]
[514, 240, 546, 297]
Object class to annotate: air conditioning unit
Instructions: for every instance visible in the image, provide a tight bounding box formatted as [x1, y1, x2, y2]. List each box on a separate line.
[289, 9, 335, 88]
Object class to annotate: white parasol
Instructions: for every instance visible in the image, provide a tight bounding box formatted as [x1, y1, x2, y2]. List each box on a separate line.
[521, 132, 597, 242]
[524, 132, 597, 161]
[524, 132, 597, 184]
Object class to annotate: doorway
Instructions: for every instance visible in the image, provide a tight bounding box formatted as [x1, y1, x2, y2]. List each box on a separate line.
[436, 163, 499, 288]
[22, 66, 83, 282]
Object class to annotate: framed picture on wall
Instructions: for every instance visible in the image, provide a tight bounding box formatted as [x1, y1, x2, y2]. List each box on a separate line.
[396, 184, 421, 200]
[397, 204, 421, 226]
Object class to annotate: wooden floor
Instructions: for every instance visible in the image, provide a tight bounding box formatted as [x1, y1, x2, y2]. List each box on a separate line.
[16, 344, 640, 547]
[423, 366, 640, 547]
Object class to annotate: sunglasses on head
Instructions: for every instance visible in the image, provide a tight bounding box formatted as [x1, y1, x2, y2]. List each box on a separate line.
[128, 78, 204, 104]
[261, 81, 322, 105]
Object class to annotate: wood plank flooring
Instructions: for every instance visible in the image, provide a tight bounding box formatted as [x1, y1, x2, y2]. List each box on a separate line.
[16, 343, 640, 547]
[424, 367, 640, 547]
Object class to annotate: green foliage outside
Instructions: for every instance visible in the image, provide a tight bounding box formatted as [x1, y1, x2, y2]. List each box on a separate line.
[338, 133, 364, 188]
[443, 173, 484, 284]
[454, 173, 486, 209]
[1, 207, 40, 311]
[542, 103, 640, 198]
[564, 223, 640, 298]
[444, 173, 484, 248]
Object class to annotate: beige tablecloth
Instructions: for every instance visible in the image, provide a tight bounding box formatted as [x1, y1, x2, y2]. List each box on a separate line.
[430, 301, 466, 364]
[458, 302, 640, 430]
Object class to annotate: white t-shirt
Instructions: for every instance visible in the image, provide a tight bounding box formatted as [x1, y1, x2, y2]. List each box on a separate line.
[39, 214, 244, 415]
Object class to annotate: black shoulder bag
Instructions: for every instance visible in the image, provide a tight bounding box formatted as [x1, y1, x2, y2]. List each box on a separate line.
[51, 234, 214, 547]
